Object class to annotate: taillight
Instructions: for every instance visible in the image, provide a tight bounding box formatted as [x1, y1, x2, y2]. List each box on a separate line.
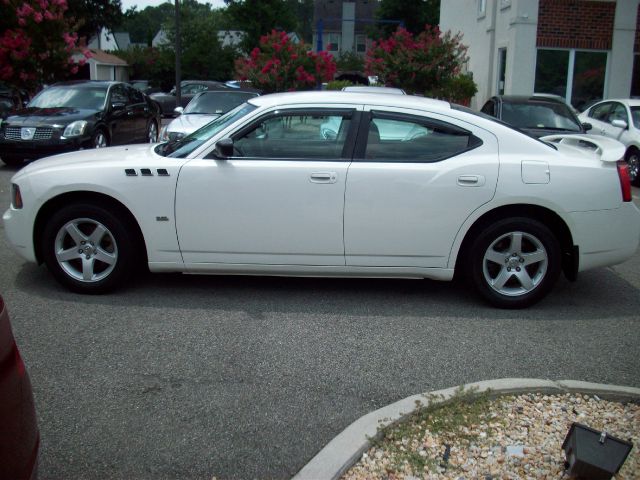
[11, 183, 23, 209]
[617, 161, 632, 202]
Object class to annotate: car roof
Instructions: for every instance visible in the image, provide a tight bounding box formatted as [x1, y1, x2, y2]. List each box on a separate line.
[247, 91, 449, 110]
[590, 98, 640, 107]
[342, 86, 406, 94]
[51, 80, 121, 88]
[492, 95, 568, 105]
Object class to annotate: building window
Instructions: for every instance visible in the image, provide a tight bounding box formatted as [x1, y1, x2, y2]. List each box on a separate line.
[326, 33, 341, 52]
[497, 48, 507, 95]
[477, 0, 486, 17]
[534, 48, 607, 111]
[356, 34, 367, 53]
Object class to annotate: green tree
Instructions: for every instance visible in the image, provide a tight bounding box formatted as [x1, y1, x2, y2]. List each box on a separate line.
[223, 0, 297, 53]
[375, 0, 440, 37]
[66, 0, 123, 42]
[118, 3, 174, 46]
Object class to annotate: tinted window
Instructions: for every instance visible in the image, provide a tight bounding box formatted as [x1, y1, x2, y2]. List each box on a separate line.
[500, 101, 581, 131]
[184, 91, 258, 115]
[480, 100, 495, 116]
[128, 86, 145, 104]
[29, 86, 107, 110]
[608, 103, 628, 125]
[364, 113, 480, 163]
[589, 102, 612, 121]
[631, 106, 640, 129]
[110, 85, 129, 105]
[182, 83, 208, 95]
[232, 111, 352, 159]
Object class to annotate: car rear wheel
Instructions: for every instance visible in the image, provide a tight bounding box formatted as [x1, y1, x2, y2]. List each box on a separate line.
[41, 204, 135, 293]
[626, 149, 640, 186]
[468, 218, 561, 308]
[147, 121, 158, 143]
[92, 130, 109, 149]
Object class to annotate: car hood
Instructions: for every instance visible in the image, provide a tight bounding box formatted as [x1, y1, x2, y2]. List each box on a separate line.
[4, 107, 101, 126]
[14, 144, 159, 179]
[166, 114, 220, 135]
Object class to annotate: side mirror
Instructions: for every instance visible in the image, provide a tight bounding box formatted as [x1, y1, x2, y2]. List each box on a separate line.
[611, 119, 628, 129]
[174, 106, 184, 115]
[582, 122, 592, 132]
[214, 138, 234, 158]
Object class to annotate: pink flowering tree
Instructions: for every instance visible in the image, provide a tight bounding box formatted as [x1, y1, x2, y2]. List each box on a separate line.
[365, 26, 477, 104]
[235, 30, 337, 93]
[0, 0, 91, 89]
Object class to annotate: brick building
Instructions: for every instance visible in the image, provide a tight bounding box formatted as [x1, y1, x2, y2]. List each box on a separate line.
[440, 0, 639, 110]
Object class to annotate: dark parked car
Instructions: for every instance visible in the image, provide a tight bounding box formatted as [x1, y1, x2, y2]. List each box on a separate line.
[0, 80, 161, 167]
[129, 79, 161, 95]
[149, 80, 229, 116]
[0, 294, 39, 480]
[0, 83, 29, 119]
[480, 95, 591, 138]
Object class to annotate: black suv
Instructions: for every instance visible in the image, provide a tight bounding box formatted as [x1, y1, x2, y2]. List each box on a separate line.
[0, 80, 161, 166]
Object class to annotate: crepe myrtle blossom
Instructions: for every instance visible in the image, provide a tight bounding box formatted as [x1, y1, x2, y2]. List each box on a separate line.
[236, 30, 337, 93]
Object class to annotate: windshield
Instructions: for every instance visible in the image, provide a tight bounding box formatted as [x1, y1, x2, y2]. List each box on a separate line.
[29, 86, 108, 110]
[631, 106, 640, 129]
[501, 102, 581, 132]
[156, 102, 257, 158]
[184, 91, 258, 114]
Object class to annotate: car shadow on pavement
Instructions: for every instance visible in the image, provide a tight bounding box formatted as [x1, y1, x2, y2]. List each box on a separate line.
[13, 262, 640, 321]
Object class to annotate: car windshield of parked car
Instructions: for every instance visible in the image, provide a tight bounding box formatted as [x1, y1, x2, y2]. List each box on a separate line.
[156, 102, 257, 158]
[501, 102, 581, 131]
[28, 86, 107, 110]
[183, 91, 258, 115]
[630, 106, 640, 129]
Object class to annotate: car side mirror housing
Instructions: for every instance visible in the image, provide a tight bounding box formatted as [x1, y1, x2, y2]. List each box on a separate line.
[174, 106, 184, 115]
[214, 138, 234, 158]
[611, 119, 628, 129]
[582, 122, 592, 132]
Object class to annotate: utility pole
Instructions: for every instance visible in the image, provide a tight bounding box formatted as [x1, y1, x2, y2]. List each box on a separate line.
[174, 0, 181, 108]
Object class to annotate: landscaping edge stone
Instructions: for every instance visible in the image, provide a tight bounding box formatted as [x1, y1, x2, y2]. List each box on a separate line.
[292, 378, 640, 480]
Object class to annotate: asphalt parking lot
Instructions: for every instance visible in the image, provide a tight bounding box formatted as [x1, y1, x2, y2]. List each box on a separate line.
[1, 164, 639, 479]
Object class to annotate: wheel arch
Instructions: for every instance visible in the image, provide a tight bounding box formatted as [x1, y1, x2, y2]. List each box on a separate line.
[33, 191, 147, 266]
[453, 204, 576, 280]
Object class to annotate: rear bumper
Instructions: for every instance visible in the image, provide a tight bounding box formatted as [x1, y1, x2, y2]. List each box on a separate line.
[569, 202, 640, 272]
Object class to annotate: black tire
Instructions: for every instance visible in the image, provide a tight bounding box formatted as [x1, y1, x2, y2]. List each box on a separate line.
[91, 129, 109, 149]
[625, 149, 640, 186]
[467, 217, 561, 309]
[41, 203, 135, 294]
[1, 155, 24, 167]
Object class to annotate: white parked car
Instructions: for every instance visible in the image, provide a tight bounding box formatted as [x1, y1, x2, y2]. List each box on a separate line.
[578, 99, 640, 185]
[160, 90, 259, 141]
[3, 91, 639, 308]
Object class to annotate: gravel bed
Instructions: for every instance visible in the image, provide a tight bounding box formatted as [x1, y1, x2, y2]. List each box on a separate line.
[342, 392, 639, 479]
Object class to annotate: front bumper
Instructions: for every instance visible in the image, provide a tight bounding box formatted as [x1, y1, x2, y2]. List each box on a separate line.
[3, 205, 37, 263]
[0, 136, 90, 160]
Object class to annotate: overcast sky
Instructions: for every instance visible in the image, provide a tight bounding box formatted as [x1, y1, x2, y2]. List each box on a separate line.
[120, 0, 226, 12]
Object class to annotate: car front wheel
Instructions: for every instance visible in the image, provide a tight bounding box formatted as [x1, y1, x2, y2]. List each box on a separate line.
[41, 204, 135, 293]
[626, 149, 640, 186]
[147, 121, 158, 143]
[468, 218, 561, 308]
[92, 130, 109, 149]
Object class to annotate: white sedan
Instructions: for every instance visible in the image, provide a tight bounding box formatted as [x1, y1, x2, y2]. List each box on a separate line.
[4, 91, 640, 308]
[578, 98, 640, 185]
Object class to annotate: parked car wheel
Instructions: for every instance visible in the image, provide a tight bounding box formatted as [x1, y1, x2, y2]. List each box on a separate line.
[41, 204, 135, 293]
[625, 149, 640, 186]
[0, 155, 23, 167]
[92, 129, 109, 149]
[469, 218, 561, 308]
[147, 121, 158, 143]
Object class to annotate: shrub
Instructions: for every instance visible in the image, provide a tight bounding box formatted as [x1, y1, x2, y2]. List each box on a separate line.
[235, 30, 337, 93]
[365, 26, 477, 103]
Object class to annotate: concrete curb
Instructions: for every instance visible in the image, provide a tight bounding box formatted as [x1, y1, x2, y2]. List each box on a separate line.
[292, 378, 640, 480]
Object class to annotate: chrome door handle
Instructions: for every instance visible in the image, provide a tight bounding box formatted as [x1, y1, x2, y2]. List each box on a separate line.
[457, 175, 485, 186]
[310, 172, 337, 184]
